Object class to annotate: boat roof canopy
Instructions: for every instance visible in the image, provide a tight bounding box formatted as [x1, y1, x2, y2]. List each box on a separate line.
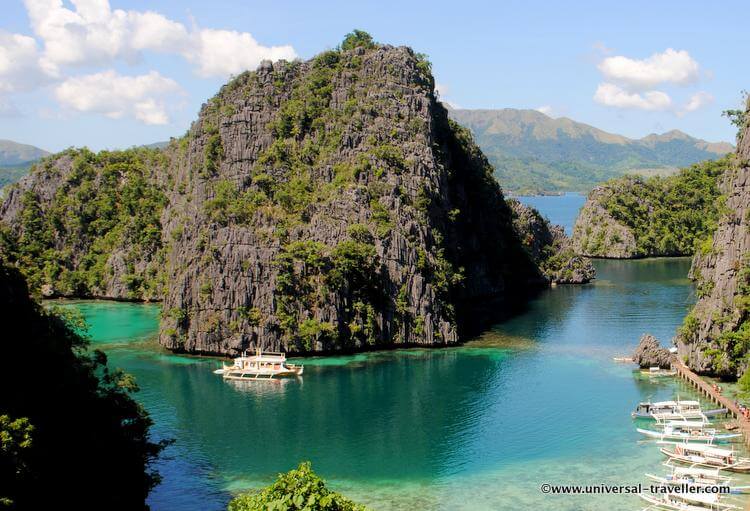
[663, 420, 712, 428]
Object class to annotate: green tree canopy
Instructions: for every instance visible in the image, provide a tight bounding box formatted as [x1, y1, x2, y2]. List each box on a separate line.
[0, 259, 164, 510]
[228, 462, 367, 511]
[340, 30, 376, 51]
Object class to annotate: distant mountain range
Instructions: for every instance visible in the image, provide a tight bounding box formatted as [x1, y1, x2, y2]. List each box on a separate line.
[448, 108, 733, 194]
[0, 140, 49, 189]
[0, 111, 733, 195]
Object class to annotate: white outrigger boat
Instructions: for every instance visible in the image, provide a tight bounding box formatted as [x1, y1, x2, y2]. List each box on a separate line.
[642, 366, 678, 377]
[660, 443, 750, 473]
[640, 490, 740, 510]
[214, 349, 304, 380]
[632, 400, 727, 421]
[645, 465, 750, 495]
[638, 420, 742, 443]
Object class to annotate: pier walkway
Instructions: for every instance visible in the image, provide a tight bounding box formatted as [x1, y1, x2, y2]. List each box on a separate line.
[671, 357, 750, 444]
[670, 357, 750, 511]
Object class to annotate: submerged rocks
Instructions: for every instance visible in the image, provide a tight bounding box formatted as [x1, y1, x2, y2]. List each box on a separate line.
[632, 334, 673, 369]
[508, 199, 595, 284]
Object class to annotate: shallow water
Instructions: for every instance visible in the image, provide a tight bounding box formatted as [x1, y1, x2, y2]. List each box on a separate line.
[53, 195, 749, 511]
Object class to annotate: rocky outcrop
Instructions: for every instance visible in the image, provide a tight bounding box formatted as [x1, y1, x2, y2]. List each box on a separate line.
[0, 148, 168, 300]
[632, 333, 672, 369]
[507, 199, 595, 284]
[1, 36, 549, 356]
[571, 158, 726, 259]
[676, 103, 750, 378]
[571, 184, 638, 258]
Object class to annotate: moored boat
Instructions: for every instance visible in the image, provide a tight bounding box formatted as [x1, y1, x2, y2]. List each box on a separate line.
[213, 349, 304, 380]
[660, 443, 750, 473]
[637, 421, 742, 443]
[642, 366, 677, 377]
[632, 400, 727, 420]
[639, 490, 740, 510]
[645, 465, 750, 495]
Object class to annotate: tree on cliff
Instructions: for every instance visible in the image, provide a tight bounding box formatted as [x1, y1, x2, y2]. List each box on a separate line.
[0, 259, 164, 510]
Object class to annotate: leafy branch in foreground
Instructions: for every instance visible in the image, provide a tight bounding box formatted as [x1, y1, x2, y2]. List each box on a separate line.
[228, 461, 368, 511]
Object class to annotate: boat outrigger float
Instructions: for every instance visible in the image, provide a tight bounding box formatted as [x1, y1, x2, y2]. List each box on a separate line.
[213, 349, 304, 380]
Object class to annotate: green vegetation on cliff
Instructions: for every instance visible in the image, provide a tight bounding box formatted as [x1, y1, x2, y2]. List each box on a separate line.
[675, 97, 750, 379]
[0, 147, 169, 299]
[228, 462, 367, 511]
[573, 156, 729, 258]
[2, 31, 545, 356]
[507, 198, 594, 284]
[0, 260, 163, 509]
[601, 157, 727, 255]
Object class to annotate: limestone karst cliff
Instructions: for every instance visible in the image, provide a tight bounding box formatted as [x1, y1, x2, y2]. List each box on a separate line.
[507, 199, 594, 284]
[0, 34, 570, 356]
[571, 158, 728, 259]
[676, 103, 750, 377]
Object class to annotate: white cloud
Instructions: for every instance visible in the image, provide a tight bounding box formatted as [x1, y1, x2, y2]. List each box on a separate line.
[185, 29, 296, 78]
[0, 30, 52, 93]
[682, 91, 713, 113]
[594, 83, 672, 111]
[536, 105, 553, 116]
[434, 82, 461, 109]
[598, 48, 699, 91]
[54, 70, 182, 124]
[23, 0, 297, 78]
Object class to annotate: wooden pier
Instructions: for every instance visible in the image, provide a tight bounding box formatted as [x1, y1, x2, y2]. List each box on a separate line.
[670, 357, 750, 511]
[671, 357, 750, 445]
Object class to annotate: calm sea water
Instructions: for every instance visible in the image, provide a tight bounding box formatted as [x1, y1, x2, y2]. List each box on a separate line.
[54, 195, 748, 511]
[517, 193, 586, 234]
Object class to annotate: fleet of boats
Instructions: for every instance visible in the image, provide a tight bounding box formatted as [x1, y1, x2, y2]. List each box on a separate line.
[632, 391, 750, 511]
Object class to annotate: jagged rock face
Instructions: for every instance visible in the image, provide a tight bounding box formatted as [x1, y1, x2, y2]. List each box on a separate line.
[632, 333, 672, 369]
[1, 42, 546, 356]
[156, 46, 546, 355]
[677, 109, 750, 377]
[571, 185, 638, 258]
[571, 160, 725, 260]
[0, 148, 168, 300]
[507, 199, 595, 284]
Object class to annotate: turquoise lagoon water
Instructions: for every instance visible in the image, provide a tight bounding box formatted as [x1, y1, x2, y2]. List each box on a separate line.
[53, 196, 748, 511]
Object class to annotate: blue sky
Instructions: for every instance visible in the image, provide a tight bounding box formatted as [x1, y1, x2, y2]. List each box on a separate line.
[1, 0, 747, 152]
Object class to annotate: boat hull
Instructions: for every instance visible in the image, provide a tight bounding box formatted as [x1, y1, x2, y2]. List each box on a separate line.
[222, 366, 303, 380]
